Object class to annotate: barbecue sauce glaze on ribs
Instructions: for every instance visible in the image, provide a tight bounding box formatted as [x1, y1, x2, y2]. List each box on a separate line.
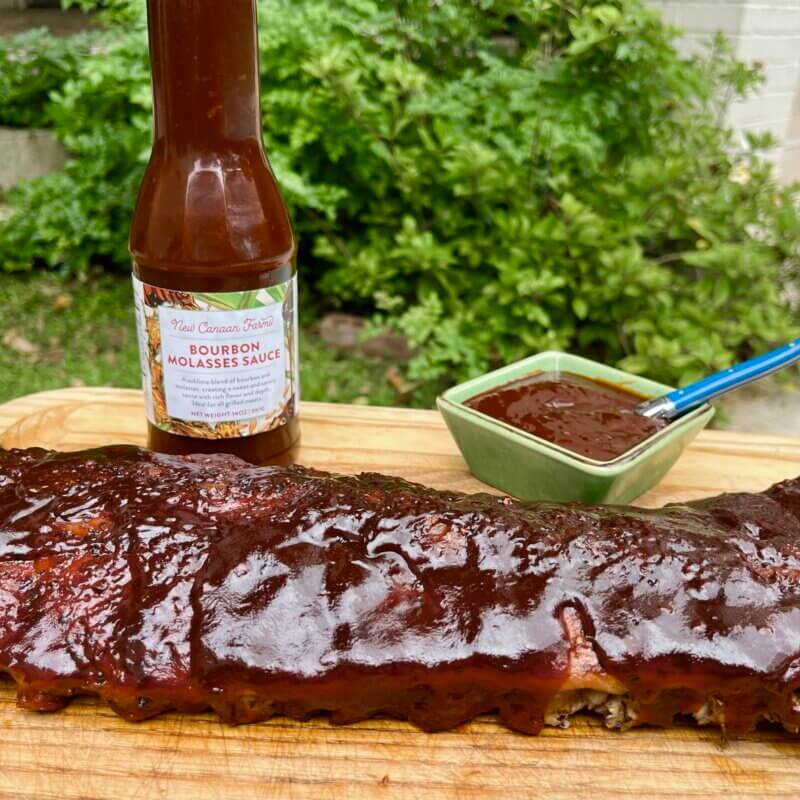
[0, 446, 799, 735]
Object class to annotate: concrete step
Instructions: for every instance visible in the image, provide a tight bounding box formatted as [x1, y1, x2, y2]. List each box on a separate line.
[0, 7, 92, 37]
[0, 127, 67, 193]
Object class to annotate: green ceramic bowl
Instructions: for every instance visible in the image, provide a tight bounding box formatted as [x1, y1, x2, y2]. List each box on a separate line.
[437, 351, 715, 505]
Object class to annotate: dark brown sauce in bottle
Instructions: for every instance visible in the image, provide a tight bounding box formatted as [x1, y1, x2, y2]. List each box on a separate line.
[130, 0, 299, 465]
[466, 371, 668, 461]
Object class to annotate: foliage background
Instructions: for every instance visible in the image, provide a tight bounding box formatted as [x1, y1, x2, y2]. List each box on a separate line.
[0, 0, 799, 405]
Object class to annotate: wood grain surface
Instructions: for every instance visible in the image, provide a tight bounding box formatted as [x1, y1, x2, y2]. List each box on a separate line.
[1, 387, 800, 799]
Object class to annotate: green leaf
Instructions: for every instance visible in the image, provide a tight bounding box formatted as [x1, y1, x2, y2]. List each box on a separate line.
[572, 298, 589, 320]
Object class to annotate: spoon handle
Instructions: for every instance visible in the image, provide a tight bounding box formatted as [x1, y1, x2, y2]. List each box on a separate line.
[637, 338, 800, 419]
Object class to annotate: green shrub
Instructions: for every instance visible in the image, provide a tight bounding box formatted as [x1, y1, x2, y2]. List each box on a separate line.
[0, 0, 798, 396]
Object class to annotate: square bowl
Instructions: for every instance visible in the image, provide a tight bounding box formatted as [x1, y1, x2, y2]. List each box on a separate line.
[437, 351, 715, 505]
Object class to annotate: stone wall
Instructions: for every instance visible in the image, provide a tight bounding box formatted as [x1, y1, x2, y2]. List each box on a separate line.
[649, 0, 800, 182]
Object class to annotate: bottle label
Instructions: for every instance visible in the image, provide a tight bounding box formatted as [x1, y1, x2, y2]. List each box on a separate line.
[132, 275, 298, 439]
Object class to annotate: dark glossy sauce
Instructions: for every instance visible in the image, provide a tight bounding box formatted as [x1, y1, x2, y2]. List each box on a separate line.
[1, 446, 799, 736]
[466, 371, 668, 461]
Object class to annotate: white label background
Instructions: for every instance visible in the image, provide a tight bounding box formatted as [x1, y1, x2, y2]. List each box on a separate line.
[158, 304, 286, 424]
[132, 278, 155, 423]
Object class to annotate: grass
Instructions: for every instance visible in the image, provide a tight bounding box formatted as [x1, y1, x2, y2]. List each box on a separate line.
[0, 270, 404, 407]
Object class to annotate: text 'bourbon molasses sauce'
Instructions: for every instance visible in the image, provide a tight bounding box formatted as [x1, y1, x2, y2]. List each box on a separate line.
[131, 0, 299, 465]
[466, 371, 668, 461]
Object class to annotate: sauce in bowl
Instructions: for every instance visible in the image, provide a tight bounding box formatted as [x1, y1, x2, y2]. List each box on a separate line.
[465, 371, 668, 461]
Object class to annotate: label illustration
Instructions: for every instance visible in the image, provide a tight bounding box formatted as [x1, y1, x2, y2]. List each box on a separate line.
[133, 275, 298, 439]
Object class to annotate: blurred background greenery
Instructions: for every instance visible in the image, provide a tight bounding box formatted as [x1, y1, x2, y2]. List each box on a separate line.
[0, 0, 798, 409]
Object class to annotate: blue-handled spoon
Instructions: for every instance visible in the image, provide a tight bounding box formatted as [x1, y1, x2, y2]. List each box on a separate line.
[636, 339, 800, 420]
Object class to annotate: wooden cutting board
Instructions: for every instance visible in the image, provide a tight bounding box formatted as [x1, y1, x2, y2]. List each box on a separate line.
[2, 387, 800, 800]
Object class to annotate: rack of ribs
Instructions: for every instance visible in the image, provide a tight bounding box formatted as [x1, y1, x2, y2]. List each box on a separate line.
[0, 445, 798, 735]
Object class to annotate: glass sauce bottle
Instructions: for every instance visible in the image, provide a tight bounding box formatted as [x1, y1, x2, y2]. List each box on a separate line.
[131, 0, 299, 465]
